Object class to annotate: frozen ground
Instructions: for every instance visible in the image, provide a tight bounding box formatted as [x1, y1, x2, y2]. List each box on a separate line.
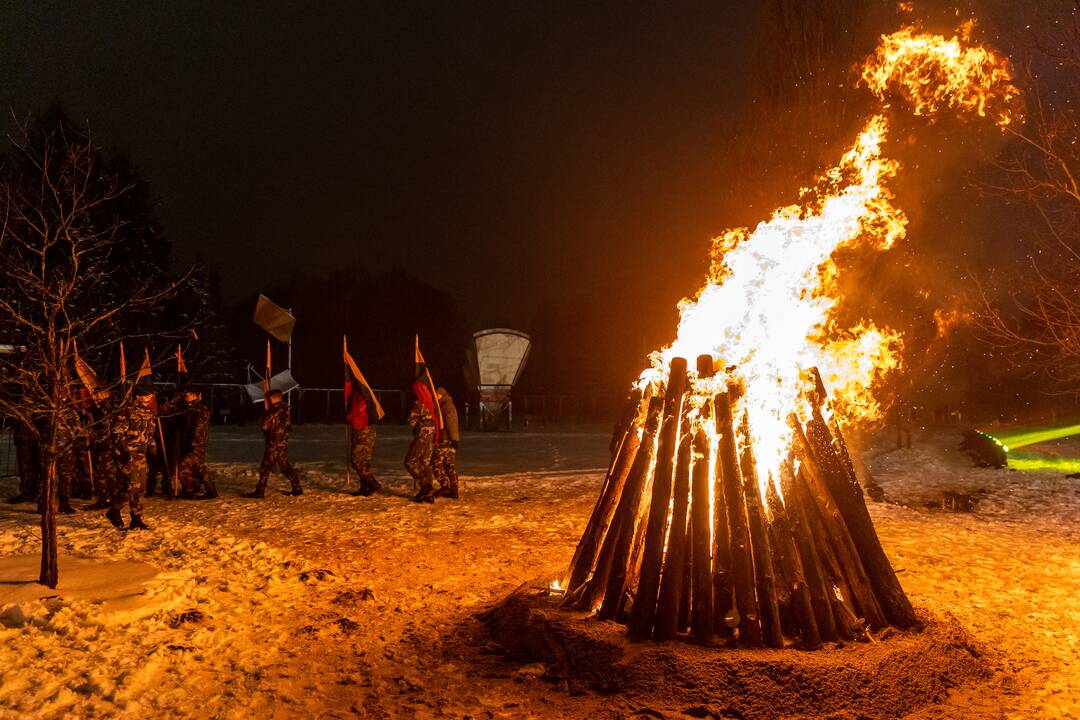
[0, 423, 1077, 719]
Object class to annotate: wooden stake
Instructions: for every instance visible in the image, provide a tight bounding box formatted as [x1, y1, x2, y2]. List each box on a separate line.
[690, 423, 714, 643]
[779, 461, 839, 642]
[654, 420, 693, 641]
[565, 389, 649, 601]
[580, 397, 662, 613]
[711, 394, 733, 637]
[738, 415, 784, 648]
[767, 467, 821, 650]
[628, 358, 688, 640]
[792, 421, 886, 629]
[714, 392, 761, 647]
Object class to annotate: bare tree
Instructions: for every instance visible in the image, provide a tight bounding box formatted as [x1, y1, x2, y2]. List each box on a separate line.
[976, 3, 1080, 391]
[0, 117, 183, 587]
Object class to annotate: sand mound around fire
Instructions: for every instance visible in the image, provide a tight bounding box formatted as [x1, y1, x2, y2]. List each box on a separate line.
[485, 582, 993, 720]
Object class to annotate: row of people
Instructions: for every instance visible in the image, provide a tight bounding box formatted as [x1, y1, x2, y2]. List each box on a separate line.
[6, 384, 212, 530]
[7, 381, 462, 526]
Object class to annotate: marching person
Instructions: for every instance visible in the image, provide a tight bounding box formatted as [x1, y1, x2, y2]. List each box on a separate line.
[345, 371, 380, 496]
[163, 389, 217, 499]
[106, 386, 157, 530]
[433, 387, 460, 500]
[247, 389, 302, 498]
[179, 389, 217, 499]
[405, 380, 438, 503]
[85, 389, 118, 510]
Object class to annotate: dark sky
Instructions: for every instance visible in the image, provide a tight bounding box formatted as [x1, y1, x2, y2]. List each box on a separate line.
[0, 2, 758, 334]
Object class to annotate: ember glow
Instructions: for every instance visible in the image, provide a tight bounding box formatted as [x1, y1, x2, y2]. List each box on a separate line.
[639, 24, 1019, 495]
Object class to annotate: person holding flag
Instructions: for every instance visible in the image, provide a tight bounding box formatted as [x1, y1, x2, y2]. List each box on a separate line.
[106, 351, 157, 530]
[344, 337, 384, 497]
[405, 336, 443, 503]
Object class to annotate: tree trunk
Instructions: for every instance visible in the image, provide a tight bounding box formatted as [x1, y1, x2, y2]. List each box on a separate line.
[39, 450, 58, 588]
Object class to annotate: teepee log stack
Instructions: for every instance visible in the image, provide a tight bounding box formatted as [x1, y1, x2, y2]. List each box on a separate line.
[563, 357, 916, 649]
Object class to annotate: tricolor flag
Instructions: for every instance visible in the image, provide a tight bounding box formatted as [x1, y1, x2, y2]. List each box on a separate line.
[134, 348, 156, 399]
[176, 344, 189, 388]
[263, 339, 272, 411]
[72, 340, 103, 397]
[344, 336, 385, 420]
[414, 335, 444, 442]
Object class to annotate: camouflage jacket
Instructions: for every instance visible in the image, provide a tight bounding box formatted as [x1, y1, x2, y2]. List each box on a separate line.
[261, 404, 291, 443]
[112, 400, 157, 457]
[407, 400, 434, 433]
[188, 401, 211, 451]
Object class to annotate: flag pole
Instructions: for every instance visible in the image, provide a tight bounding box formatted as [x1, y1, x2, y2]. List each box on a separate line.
[343, 335, 352, 489]
[264, 340, 272, 412]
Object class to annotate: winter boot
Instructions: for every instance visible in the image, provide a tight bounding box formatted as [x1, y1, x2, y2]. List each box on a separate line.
[413, 484, 436, 504]
[128, 515, 149, 530]
[59, 501, 77, 514]
[198, 486, 219, 500]
[244, 489, 265, 498]
[105, 507, 124, 528]
[287, 487, 304, 497]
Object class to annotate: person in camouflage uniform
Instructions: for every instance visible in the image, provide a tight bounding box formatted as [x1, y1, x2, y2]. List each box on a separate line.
[345, 374, 379, 497]
[433, 388, 460, 500]
[405, 382, 438, 503]
[106, 388, 157, 530]
[6, 419, 40, 504]
[177, 389, 216, 499]
[247, 390, 302, 498]
[86, 392, 118, 510]
[70, 388, 95, 500]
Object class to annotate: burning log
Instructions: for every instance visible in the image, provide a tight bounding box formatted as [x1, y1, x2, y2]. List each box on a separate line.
[565, 388, 650, 603]
[566, 357, 915, 651]
[628, 358, 688, 640]
[653, 422, 693, 641]
[767, 466, 821, 650]
[578, 397, 662, 614]
[738, 415, 784, 648]
[715, 391, 761, 647]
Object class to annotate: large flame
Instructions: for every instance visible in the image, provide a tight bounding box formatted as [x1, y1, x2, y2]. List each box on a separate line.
[639, 24, 1018, 496]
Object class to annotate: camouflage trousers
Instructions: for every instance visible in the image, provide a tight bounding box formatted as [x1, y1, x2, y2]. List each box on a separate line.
[350, 427, 377, 479]
[258, 440, 301, 492]
[91, 445, 117, 504]
[404, 427, 436, 488]
[433, 444, 458, 496]
[179, 450, 214, 496]
[112, 453, 148, 517]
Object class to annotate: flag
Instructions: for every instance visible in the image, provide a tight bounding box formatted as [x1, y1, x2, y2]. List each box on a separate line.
[344, 336, 385, 420]
[414, 335, 444, 441]
[72, 340, 103, 397]
[264, 339, 272, 410]
[134, 348, 155, 396]
[119, 340, 127, 382]
[253, 294, 296, 343]
[176, 344, 188, 375]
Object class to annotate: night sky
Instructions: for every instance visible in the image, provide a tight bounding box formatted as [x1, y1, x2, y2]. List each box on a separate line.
[0, 3, 759, 332]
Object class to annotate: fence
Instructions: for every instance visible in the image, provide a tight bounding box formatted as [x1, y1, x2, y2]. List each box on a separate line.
[182, 383, 624, 428]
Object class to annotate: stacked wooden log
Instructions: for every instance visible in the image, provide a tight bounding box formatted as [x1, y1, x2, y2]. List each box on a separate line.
[563, 356, 918, 649]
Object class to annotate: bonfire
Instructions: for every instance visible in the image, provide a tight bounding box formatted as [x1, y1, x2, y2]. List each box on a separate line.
[562, 24, 1020, 649]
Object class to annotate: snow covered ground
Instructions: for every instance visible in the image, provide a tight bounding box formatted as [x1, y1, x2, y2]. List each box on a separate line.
[0, 423, 1077, 719]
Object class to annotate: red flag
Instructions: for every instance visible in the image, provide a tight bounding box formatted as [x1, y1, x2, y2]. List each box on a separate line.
[263, 339, 272, 411]
[414, 335, 444, 442]
[72, 340, 103, 397]
[176, 344, 188, 375]
[344, 336, 385, 421]
[136, 348, 152, 383]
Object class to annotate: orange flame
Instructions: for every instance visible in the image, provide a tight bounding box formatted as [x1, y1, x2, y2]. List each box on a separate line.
[639, 23, 1017, 499]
